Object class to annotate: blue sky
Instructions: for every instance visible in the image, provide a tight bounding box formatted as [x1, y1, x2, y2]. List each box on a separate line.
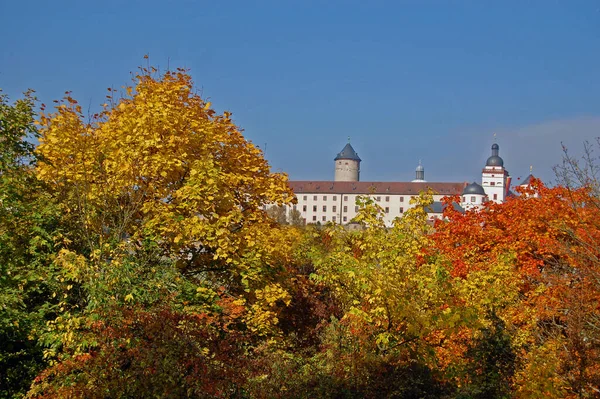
[1, 1, 599, 185]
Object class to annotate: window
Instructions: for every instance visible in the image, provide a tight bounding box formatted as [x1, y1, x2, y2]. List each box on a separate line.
[332, 206, 337, 212]
[385, 196, 390, 202]
[400, 197, 404, 202]
[400, 207, 404, 213]
[313, 205, 317, 212]
[471, 196, 476, 203]
[303, 205, 307, 212]
[323, 196, 327, 201]
[312, 216, 316, 221]
[303, 195, 307, 201]
[493, 194, 498, 200]
[332, 216, 336, 222]
[344, 196, 348, 201]
[343, 206, 348, 212]
[376, 196, 381, 202]
[355, 206, 359, 212]
[343, 216, 347, 222]
[333, 196, 337, 201]
[490, 182, 495, 186]
[345, 162, 348, 165]
[313, 195, 317, 201]
[462, 196, 466, 203]
[322, 216, 326, 222]
[385, 207, 389, 213]
[322, 205, 327, 212]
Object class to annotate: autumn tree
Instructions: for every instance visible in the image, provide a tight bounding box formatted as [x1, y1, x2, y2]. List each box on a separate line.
[267, 205, 289, 224]
[433, 180, 600, 397]
[254, 193, 460, 398]
[288, 208, 304, 226]
[29, 66, 300, 396]
[0, 91, 60, 398]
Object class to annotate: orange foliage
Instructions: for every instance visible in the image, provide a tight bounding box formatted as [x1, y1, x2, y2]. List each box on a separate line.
[433, 178, 600, 396]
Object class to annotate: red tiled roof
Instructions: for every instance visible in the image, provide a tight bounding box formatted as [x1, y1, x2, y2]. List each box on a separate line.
[288, 181, 467, 195]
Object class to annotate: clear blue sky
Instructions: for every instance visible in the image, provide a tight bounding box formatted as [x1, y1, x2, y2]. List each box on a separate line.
[1, 0, 599, 185]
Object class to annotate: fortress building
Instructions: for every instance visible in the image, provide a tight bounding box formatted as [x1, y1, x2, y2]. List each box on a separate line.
[277, 140, 524, 226]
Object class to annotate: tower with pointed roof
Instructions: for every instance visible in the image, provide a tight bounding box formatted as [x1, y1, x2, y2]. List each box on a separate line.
[334, 140, 361, 182]
[518, 166, 539, 198]
[481, 142, 509, 203]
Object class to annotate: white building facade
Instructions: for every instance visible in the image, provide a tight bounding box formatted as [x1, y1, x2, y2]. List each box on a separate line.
[289, 181, 466, 226]
[275, 141, 521, 226]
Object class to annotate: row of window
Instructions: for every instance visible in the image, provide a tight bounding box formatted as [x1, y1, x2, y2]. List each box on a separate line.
[462, 193, 498, 203]
[301, 195, 410, 202]
[310, 215, 347, 223]
[483, 182, 502, 186]
[308, 208, 413, 224]
[301, 205, 405, 214]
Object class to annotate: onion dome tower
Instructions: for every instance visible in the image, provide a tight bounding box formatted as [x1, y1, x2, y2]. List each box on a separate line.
[482, 141, 509, 204]
[462, 182, 487, 211]
[412, 160, 426, 182]
[334, 139, 361, 182]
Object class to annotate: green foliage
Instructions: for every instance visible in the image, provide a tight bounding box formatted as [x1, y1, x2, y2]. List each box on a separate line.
[0, 91, 61, 398]
[4, 70, 600, 399]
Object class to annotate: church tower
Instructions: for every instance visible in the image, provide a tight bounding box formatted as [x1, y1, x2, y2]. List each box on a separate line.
[334, 141, 361, 182]
[481, 142, 509, 203]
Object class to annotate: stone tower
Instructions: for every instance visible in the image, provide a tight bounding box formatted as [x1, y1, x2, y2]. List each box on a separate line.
[334, 141, 361, 182]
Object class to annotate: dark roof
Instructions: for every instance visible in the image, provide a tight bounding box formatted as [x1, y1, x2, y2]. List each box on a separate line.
[520, 174, 534, 186]
[486, 155, 504, 167]
[289, 181, 467, 195]
[334, 143, 361, 161]
[491, 143, 499, 150]
[426, 201, 465, 214]
[416, 164, 424, 172]
[462, 182, 486, 195]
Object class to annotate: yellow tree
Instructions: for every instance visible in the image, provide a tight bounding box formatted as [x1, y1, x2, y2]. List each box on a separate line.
[31, 65, 299, 396]
[37, 64, 296, 285]
[305, 193, 460, 386]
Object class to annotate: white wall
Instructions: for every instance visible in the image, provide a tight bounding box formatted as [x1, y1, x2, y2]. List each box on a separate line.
[276, 192, 450, 227]
[334, 160, 360, 182]
[481, 166, 507, 203]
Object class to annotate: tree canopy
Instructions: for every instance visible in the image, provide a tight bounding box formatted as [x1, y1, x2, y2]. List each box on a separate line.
[1, 67, 600, 398]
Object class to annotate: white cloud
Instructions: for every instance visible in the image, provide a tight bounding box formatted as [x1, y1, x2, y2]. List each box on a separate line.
[495, 116, 600, 185]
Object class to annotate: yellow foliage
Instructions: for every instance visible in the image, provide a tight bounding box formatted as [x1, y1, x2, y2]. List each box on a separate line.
[36, 68, 295, 289]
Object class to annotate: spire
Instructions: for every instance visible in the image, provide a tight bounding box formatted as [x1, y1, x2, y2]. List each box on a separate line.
[491, 142, 499, 157]
[334, 143, 361, 161]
